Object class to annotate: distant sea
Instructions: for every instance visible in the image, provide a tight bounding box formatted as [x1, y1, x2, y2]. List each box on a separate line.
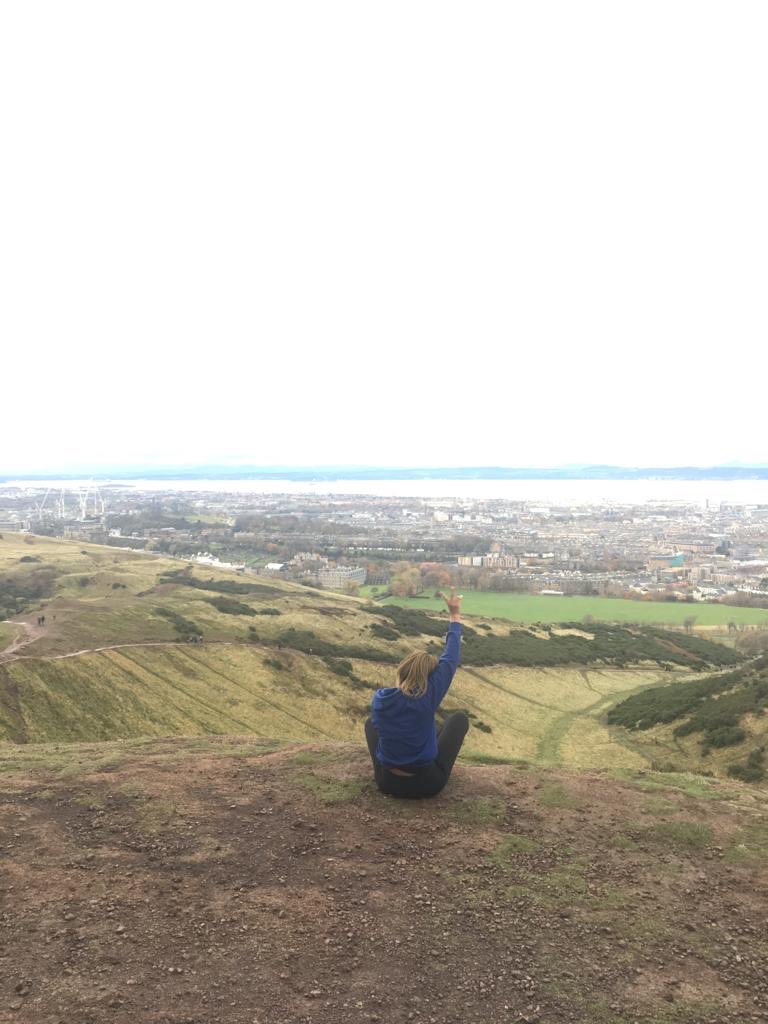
[5, 478, 768, 506]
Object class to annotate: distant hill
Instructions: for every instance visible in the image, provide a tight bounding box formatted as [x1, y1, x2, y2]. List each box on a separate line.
[4, 463, 768, 480]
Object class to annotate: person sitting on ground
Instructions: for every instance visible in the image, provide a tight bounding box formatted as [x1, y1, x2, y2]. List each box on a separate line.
[364, 588, 468, 799]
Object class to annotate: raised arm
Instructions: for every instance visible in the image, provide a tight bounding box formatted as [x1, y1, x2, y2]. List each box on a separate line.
[428, 588, 463, 710]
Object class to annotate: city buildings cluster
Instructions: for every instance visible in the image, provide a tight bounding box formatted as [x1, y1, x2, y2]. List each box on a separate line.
[1, 484, 767, 602]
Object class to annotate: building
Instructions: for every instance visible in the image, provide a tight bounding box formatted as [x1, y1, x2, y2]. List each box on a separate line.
[316, 566, 367, 590]
[648, 553, 685, 572]
[0, 518, 27, 532]
[262, 562, 287, 576]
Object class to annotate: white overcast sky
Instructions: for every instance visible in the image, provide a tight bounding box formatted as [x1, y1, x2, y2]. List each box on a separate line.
[1, 2, 766, 472]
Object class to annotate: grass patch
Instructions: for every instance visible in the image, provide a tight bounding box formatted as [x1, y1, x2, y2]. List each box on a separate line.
[460, 751, 530, 767]
[289, 748, 342, 766]
[136, 798, 183, 830]
[490, 834, 538, 866]
[380, 591, 768, 627]
[724, 820, 768, 864]
[608, 768, 730, 801]
[536, 781, 581, 809]
[445, 796, 506, 826]
[293, 772, 364, 803]
[642, 795, 679, 816]
[115, 781, 144, 798]
[644, 821, 714, 850]
[609, 832, 639, 850]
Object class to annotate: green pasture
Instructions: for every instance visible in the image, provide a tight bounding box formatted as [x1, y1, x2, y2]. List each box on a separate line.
[372, 591, 768, 627]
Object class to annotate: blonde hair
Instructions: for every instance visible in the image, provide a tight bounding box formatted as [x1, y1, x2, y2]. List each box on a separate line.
[395, 651, 439, 699]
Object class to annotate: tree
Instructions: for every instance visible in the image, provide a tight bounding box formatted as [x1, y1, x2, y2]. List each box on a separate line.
[419, 562, 452, 589]
[683, 615, 697, 633]
[389, 562, 423, 597]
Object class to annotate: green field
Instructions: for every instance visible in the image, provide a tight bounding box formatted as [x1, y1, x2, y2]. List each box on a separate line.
[371, 590, 768, 627]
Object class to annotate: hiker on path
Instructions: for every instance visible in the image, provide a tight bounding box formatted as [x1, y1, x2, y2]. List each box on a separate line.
[364, 588, 468, 799]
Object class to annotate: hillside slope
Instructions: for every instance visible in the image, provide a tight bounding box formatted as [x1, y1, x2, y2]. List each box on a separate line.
[0, 535, 747, 776]
[608, 656, 768, 783]
[1, 737, 767, 1024]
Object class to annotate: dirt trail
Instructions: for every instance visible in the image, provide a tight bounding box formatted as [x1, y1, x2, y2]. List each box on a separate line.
[0, 739, 767, 1024]
[2, 637, 247, 664]
[0, 620, 44, 663]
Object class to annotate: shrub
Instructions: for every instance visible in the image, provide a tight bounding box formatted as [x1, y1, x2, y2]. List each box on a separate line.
[370, 622, 400, 641]
[155, 607, 200, 639]
[159, 570, 278, 595]
[461, 622, 738, 670]
[323, 657, 354, 677]
[704, 726, 747, 750]
[0, 567, 57, 618]
[610, 661, 768, 753]
[371, 605, 446, 637]
[727, 746, 766, 783]
[274, 628, 397, 663]
[204, 596, 256, 617]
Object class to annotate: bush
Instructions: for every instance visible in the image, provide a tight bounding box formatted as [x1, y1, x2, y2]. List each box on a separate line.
[159, 570, 278, 595]
[727, 747, 766, 783]
[204, 596, 256, 617]
[703, 726, 747, 749]
[0, 567, 57, 618]
[155, 607, 200, 639]
[255, 607, 281, 616]
[323, 657, 354, 677]
[610, 661, 768, 753]
[371, 605, 446, 637]
[370, 622, 400, 641]
[274, 627, 396, 663]
[460, 622, 738, 670]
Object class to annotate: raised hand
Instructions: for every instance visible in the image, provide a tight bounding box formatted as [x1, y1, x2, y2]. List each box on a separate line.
[438, 587, 463, 621]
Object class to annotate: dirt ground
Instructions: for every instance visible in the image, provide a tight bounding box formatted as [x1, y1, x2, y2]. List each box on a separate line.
[1, 738, 767, 1024]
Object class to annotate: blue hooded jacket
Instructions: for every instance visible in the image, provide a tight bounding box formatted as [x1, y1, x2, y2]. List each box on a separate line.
[370, 622, 462, 768]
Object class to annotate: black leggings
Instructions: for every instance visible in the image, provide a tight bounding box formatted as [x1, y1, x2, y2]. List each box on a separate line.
[364, 711, 469, 799]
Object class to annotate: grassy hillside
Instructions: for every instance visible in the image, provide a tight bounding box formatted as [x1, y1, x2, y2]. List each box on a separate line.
[373, 589, 768, 627]
[0, 534, 754, 780]
[0, 737, 766, 1024]
[608, 656, 768, 781]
